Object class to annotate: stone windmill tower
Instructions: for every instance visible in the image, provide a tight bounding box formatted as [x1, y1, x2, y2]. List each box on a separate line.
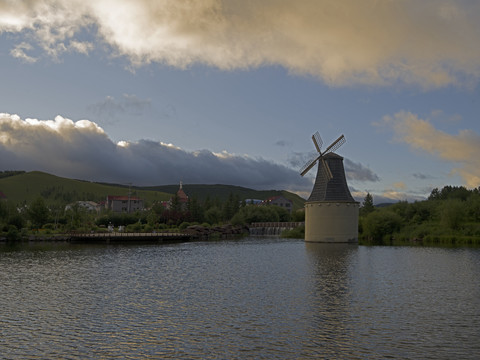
[300, 132, 359, 243]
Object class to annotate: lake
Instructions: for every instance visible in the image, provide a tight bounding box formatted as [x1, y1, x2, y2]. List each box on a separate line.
[1, 238, 479, 359]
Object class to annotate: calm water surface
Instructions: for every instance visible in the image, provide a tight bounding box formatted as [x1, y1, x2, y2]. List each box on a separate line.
[1, 238, 479, 359]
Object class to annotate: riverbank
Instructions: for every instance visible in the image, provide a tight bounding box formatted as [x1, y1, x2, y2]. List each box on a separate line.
[359, 234, 480, 247]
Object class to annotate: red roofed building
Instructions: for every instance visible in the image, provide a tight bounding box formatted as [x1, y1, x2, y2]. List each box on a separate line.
[106, 195, 144, 213]
[160, 182, 189, 210]
[177, 181, 188, 205]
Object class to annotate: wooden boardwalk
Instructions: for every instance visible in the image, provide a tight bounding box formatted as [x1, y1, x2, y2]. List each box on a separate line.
[69, 232, 192, 244]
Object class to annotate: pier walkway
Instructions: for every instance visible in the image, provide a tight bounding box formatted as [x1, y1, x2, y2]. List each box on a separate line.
[69, 231, 192, 244]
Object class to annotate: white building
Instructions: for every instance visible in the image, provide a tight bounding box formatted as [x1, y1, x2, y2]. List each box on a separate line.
[106, 195, 143, 213]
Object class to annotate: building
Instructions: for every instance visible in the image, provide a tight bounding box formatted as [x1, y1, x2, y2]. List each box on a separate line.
[106, 195, 144, 213]
[261, 196, 293, 213]
[160, 182, 189, 210]
[176, 182, 188, 206]
[65, 201, 101, 213]
[304, 153, 359, 243]
[170, 182, 188, 210]
[244, 199, 263, 205]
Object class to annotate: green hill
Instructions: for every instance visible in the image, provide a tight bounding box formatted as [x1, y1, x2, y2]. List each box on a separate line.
[0, 171, 306, 211]
[0, 171, 171, 206]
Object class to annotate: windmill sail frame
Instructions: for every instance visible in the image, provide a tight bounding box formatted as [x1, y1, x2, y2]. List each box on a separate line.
[300, 132, 345, 180]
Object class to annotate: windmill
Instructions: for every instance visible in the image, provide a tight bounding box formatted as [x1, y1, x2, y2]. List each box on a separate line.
[300, 132, 345, 180]
[300, 131, 358, 243]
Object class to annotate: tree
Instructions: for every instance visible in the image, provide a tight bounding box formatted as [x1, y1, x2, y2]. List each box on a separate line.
[205, 206, 222, 225]
[170, 194, 181, 212]
[65, 203, 91, 231]
[187, 195, 204, 223]
[222, 192, 239, 221]
[362, 210, 402, 243]
[440, 199, 465, 230]
[0, 200, 8, 220]
[428, 187, 441, 200]
[28, 197, 50, 229]
[466, 192, 480, 221]
[360, 192, 375, 216]
[292, 209, 305, 222]
[230, 205, 281, 225]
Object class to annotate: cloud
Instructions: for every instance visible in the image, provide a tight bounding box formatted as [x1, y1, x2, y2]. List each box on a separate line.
[378, 190, 424, 204]
[413, 173, 435, 180]
[10, 42, 37, 63]
[69, 40, 94, 55]
[2, 0, 480, 87]
[380, 111, 480, 188]
[0, 113, 311, 191]
[88, 94, 151, 118]
[351, 188, 425, 205]
[392, 182, 406, 190]
[274, 140, 290, 147]
[344, 158, 380, 182]
[288, 151, 379, 184]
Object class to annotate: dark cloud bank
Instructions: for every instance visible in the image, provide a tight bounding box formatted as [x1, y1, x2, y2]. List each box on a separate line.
[0, 114, 380, 195]
[0, 114, 312, 192]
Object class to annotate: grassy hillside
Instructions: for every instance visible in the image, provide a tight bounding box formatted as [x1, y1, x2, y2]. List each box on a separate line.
[0, 171, 306, 211]
[0, 171, 172, 206]
[142, 184, 306, 211]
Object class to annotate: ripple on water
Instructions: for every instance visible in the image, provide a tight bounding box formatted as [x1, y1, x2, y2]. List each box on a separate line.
[1, 241, 479, 359]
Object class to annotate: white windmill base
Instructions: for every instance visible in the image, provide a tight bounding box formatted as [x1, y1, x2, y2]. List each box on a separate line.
[305, 201, 359, 243]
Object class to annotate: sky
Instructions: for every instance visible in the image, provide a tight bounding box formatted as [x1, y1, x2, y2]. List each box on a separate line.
[1, 0, 480, 203]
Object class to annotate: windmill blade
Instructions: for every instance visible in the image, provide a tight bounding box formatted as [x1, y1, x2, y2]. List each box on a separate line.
[323, 134, 346, 155]
[321, 158, 333, 180]
[300, 155, 320, 177]
[312, 132, 323, 153]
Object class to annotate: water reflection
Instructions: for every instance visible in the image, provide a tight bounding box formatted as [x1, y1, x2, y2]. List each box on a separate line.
[303, 243, 359, 357]
[1, 240, 479, 359]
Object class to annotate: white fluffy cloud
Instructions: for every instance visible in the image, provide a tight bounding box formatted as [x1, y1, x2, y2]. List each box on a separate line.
[380, 111, 480, 188]
[0, 113, 311, 190]
[1, 0, 480, 87]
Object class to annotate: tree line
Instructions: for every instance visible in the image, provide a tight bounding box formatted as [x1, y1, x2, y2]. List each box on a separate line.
[0, 171, 26, 179]
[0, 192, 304, 242]
[359, 185, 480, 245]
[4, 183, 478, 245]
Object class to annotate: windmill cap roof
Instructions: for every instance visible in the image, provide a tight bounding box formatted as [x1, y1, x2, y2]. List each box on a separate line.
[307, 152, 355, 202]
[323, 152, 343, 159]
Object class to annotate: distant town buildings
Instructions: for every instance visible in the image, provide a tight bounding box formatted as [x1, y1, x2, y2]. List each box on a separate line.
[65, 201, 101, 213]
[244, 199, 263, 205]
[106, 195, 144, 213]
[261, 196, 293, 213]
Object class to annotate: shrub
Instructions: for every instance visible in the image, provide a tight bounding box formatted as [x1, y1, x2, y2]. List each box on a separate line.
[440, 199, 465, 230]
[6, 225, 20, 242]
[179, 222, 191, 230]
[281, 225, 305, 239]
[363, 210, 402, 243]
[43, 223, 55, 230]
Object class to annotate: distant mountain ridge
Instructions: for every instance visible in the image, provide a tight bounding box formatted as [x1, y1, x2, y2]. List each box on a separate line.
[0, 171, 306, 210]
